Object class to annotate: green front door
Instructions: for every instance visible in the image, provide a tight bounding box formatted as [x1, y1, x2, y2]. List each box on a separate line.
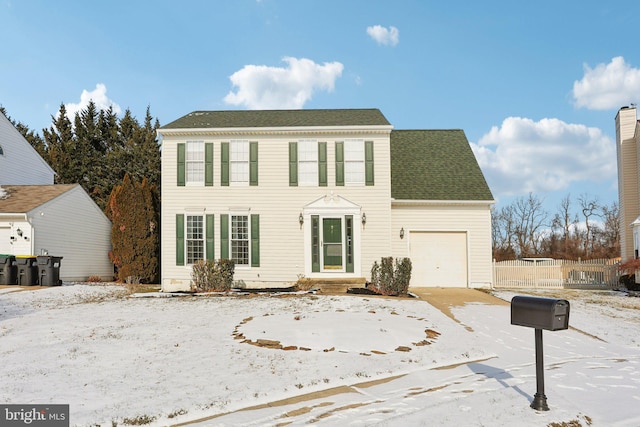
[322, 218, 343, 270]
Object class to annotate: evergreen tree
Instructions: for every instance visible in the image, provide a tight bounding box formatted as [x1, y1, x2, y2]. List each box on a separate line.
[43, 104, 76, 184]
[106, 173, 159, 283]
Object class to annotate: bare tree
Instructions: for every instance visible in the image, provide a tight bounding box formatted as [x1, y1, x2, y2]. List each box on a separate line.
[512, 193, 549, 257]
[551, 194, 579, 257]
[578, 194, 600, 257]
[599, 201, 620, 258]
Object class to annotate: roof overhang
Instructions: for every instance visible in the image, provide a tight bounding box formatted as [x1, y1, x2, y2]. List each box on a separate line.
[157, 125, 393, 138]
[0, 213, 28, 221]
[391, 199, 496, 208]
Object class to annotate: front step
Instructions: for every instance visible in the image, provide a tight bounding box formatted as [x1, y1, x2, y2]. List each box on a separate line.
[304, 277, 367, 294]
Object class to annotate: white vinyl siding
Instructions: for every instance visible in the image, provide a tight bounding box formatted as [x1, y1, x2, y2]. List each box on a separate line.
[298, 139, 318, 186]
[23, 185, 112, 281]
[344, 139, 365, 185]
[160, 131, 393, 291]
[0, 112, 55, 185]
[391, 202, 493, 288]
[230, 140, 249, 185]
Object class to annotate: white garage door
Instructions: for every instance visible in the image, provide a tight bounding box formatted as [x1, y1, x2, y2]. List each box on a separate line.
[409, 231, 468, 287]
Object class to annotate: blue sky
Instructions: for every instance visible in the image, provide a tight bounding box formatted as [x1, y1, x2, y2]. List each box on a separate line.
[1, 0, 639, 215]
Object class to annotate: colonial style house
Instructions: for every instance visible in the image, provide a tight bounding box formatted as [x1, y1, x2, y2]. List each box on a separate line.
[616, 106, 640, 263]
[158, 109, 494, 291]
[0, 110, 113, 282]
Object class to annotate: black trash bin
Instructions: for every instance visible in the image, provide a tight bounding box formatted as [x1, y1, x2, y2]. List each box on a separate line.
[0, 254, 18, 285]
[16, 256, 38, 286]
[37, 256, 63, 286]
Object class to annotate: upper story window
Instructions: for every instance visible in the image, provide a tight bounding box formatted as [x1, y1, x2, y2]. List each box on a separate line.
[230, 140, 249, 185]
[336, 140, 374, 186]
[344, 139, 365, 185]
[186, 141, 204, 184]
[289, 141, 327, 187]
[298, 139, 318, 186]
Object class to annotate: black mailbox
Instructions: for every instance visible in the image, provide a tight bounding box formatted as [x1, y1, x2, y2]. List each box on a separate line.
[511, 296, 570, 331]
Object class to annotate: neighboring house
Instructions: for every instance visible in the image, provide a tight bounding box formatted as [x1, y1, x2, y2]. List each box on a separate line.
[0, 110, 113, 282]
[0, 111, 55, 185]
[0, 184, 113, 281]
[158, 109, 494, 292]
[616, 106, 640, 263]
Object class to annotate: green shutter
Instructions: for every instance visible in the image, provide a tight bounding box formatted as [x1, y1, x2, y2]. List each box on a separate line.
[251, 214, 260, 267]
[205, 143, 214, 186]
[289, 142, 298, 186]
[345, 215, 354, 273]
[177, 143, 185, 187]
[250, 141, 258, 186]
[206, 214, 215, 260]
[319, 142, 327, 186]
[365, 140, 374, 186]
[311, 215, 320, 272]
[220, 214, 229, 259]
[176, 214, 184, 266]
[221, 142, 229, 186]
[335, 141, 344, 186]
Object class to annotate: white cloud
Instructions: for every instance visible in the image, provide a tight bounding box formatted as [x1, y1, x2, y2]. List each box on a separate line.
[224, 57, 344, 109]
[572, 56, 640, 110]
[366, 25, 399, 47]
[64, 83, 122, 119]
[471, 117, 616, 197]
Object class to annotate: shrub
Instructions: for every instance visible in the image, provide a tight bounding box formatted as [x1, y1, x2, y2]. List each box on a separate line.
[295, 274, 314, 291]
[618, 258, 640, 291]
[86, 275, 103, 283]
[370, 256, 412, 296]
[105, 174, 159, 284]
[191, 259, 235, 292]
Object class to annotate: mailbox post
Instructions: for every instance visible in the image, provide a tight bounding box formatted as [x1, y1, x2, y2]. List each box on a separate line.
[511, 296, 570, 411]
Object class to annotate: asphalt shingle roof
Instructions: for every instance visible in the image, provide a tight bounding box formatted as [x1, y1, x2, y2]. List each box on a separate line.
[161, 109, 391, 129]
[390, 130, 493, 201]
[0, 184, 77, 213]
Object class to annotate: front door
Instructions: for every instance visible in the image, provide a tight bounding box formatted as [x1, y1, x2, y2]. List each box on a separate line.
[322, 218, 343, 270]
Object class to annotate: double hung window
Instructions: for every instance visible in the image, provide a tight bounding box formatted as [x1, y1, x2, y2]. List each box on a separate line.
[231, 215, 249, 265]
[186, 141, 204, 184]
[186, 215, 204, 264]
[230, 140, 249, 185]
[298, 139, 318, 186]
[344, 139, 365, 185]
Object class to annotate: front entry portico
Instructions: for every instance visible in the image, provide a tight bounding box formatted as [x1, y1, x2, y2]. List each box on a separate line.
[302, 194, 362, 278]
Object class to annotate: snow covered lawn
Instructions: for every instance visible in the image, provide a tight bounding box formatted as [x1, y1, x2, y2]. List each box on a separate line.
[0, 285, 639, 426]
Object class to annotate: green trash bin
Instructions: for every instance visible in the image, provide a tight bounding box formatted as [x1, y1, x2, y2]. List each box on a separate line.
[0, 254, 17, 285]
[37, 256, 63, 286]
[16, 256, 38, 286]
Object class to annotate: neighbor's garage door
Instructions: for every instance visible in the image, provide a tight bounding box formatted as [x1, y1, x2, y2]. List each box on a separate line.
[409, 231, 468, 287]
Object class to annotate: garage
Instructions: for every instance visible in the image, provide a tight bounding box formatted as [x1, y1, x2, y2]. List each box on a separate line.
[409, 231, 468, 287]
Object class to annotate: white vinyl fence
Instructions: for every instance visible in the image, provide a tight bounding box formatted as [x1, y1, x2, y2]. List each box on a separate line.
[492, 258, 620, 289]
